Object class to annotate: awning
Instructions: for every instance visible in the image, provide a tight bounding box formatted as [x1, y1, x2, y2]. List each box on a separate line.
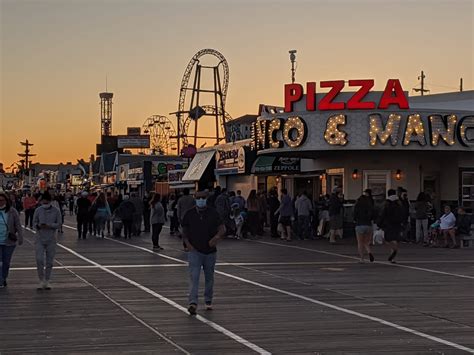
[181, 150, 215, 182]
[169, 183, 196, 190]
[251, 156, 275, 174]
[251, 156, 301, 174]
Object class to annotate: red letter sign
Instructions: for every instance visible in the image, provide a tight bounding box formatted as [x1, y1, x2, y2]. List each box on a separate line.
[379, 79, 409, 109]
[284, 84, 303, 112]
[347, 79, 376, 109]
[306, 82, 316, 111]
[318, 80, 345, 110]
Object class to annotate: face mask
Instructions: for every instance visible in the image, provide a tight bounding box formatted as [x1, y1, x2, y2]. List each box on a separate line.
[195, 199, 207, 208]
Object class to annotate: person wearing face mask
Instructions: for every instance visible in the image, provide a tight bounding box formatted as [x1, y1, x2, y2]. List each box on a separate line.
[32, 191, 62, 290]
[181, 190, 226, 316]
[0, 191, 23, 288]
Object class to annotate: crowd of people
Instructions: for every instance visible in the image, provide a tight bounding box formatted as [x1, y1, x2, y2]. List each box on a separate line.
[0, 185, 471, 312]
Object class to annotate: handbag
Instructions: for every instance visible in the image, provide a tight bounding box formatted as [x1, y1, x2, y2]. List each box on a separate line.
[0, 212, 17, 242]
[373, 229, 385, 245]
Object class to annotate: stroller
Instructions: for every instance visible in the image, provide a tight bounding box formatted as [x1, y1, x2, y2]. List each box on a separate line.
[425, 221, 441, 247]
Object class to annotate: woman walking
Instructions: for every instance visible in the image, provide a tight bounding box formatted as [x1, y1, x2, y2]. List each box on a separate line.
[0, 192, 23, 288]
[246, 190, 260, 239]
[92, 192, 111, 238]
[150, 193, 165, 250]
[353, 194, 376, 263]
[377, 189, 404, 263]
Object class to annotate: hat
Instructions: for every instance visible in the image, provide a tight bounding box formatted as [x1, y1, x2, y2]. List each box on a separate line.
[195, 190, 209, 199]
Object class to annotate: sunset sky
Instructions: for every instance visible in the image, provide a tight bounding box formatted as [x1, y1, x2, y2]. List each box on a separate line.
[1, 0, 473, 169]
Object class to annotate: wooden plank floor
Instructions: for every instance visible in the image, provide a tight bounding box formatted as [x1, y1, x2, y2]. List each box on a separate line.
[1, 214, 473, 354]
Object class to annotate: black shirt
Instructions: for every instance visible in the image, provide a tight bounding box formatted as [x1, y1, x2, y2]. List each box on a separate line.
[182, 207, 222, 254]
[76, 197, 91, 217]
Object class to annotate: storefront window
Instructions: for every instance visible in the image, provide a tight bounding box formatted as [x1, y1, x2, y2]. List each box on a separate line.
[294, 177, 315, 199]
[326, 168, 344, 194]
[266, 176, 278, 192]
[364, 170, 391, 210]
[461, 171, 474, 213]
[257, 176, 266, 193]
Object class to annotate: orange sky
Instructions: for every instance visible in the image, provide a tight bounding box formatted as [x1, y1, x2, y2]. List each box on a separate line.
[1, 0, 473, 170]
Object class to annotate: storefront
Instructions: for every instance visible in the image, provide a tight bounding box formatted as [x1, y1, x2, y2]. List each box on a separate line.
[250, 80, 474, 212]
[214, 140, 256, 196]
[116, 156, 189, 196]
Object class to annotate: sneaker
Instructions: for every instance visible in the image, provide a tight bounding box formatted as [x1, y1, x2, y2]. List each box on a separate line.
[37, 282, 45, 290]
[153, 245, 159, 250]
[44, 281, 51, 290]
[188, 304, 197, 315]
[205, 303, 213, 310]
[369, 253, 375, 263]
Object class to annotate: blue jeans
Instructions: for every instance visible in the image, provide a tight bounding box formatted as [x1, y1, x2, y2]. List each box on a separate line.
[298, 215, 311, 239]
[187, 250, 217, 306]
[0, 245, 16, 283]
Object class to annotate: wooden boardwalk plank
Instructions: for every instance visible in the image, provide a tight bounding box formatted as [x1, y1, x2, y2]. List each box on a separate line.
[0, 218, 472, 354]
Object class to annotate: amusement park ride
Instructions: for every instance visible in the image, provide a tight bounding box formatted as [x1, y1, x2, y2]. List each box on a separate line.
[171, 48, 240, 156]
[110, 49, 240, 158]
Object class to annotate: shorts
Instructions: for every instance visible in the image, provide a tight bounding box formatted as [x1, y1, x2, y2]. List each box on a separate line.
[355, 225, 372, 236]
[279, 216, 292, 227]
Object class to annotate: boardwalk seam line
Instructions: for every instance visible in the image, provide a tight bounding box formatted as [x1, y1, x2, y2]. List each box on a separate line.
[56, 260, 191, 354]
[101, 230, 474, 354]
[22, 228, 190, 354]
[56, 243, 271, 355]
[251, 240, 474, 280]
[24, 227, 271, 355]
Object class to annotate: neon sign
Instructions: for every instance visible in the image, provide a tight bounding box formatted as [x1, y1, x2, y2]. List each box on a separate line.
[284, 79, 409, 112]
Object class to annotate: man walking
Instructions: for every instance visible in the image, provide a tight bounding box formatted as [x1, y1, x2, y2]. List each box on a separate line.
[22, 191, 37, 229]
[182, 190, 225, 315]
[377, 189, 404, 263]
[130, 193, 143, 236]
[76, 191, 91, 239]
[33, 191, 62, 290]
[295, 191, 313, 240]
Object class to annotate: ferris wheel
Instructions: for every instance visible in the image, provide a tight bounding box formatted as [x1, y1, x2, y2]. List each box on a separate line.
[142, 115, 177, 155]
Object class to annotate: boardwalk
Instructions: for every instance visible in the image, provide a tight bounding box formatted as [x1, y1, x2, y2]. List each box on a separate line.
[1, 214, 473, 354]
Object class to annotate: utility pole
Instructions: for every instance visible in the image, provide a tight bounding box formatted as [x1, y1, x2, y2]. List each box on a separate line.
[413, 70, 430, 96]
[17, 139, 36, 183]
[460, 78, 463, 92]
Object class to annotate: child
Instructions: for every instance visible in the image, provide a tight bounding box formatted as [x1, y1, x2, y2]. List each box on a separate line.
[230, 203, 244, 239]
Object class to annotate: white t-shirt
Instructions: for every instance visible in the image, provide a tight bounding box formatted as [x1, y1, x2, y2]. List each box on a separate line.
[440, 212, 456, 230]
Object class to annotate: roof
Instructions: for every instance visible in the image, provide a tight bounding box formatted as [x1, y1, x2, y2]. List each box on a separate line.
[226, 114, 258, 125]
[409, 90, 474, 111]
